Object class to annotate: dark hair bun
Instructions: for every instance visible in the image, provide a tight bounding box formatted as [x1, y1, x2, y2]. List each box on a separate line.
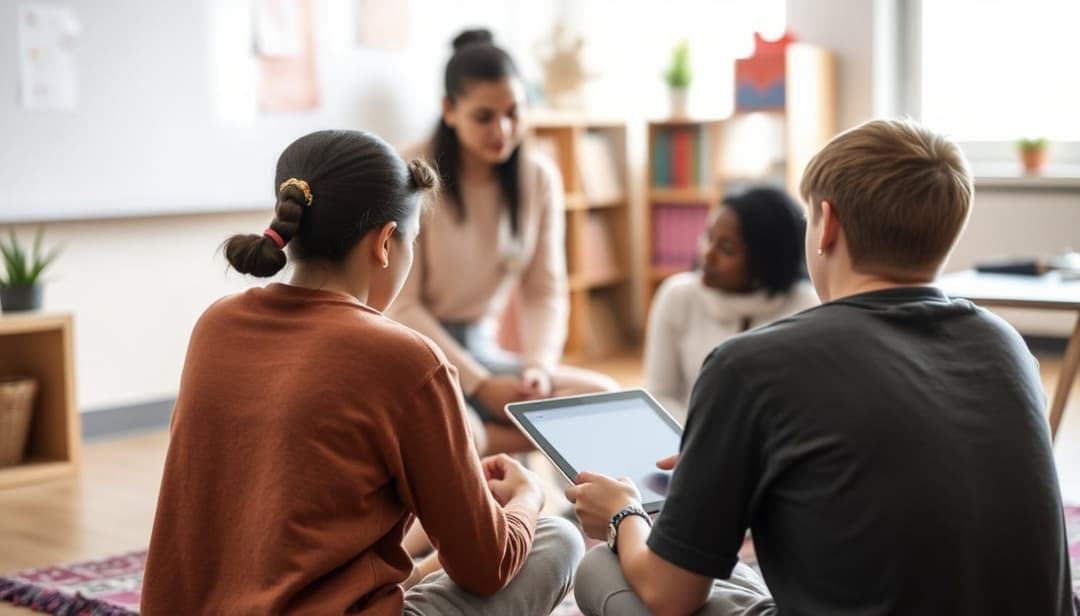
[223, 233, 287, 277]
[452, 28, 493, 52]
[408, 158, 439, 191]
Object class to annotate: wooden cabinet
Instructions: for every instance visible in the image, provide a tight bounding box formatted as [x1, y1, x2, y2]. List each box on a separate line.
[527, 114, 634, 359]
[0, 313, 80, 488]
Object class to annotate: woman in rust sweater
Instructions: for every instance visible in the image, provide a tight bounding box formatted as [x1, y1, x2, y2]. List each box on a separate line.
[141, 130, 583, 615]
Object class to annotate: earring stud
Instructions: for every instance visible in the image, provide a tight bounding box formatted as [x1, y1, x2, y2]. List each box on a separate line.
[817, 249, 823, 256]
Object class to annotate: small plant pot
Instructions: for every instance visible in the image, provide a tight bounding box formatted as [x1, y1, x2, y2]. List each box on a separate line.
[669, 87, 689, 118]
[1020, 148, 1048, 175]
[0, 284, 43, 313]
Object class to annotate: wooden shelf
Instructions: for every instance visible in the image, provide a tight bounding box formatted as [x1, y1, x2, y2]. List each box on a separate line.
[0, 458, 75, 489]
[649, 265, 689, 283]
[565, 193, 628, 211]
[586, 196, 627, 209]
[0, 312, 80, 490]
[643, 44, 835, 318]
[526, 120, 635, 359]
[566, 193, 589, 210]
[570, 271, 629, 291]
[649, 118, 726, 128]
[528, 113, 628, 129]
[649, 189, 716, 204]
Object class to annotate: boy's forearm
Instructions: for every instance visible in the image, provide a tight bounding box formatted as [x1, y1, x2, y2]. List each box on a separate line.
[616, 516, 655, 593]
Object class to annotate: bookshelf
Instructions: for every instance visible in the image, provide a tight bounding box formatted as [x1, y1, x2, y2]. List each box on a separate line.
[0, 313, 80, 489]
[644, 118, 724, 316]
[526, 113, 633, 359]
[643, 41, 835, 314]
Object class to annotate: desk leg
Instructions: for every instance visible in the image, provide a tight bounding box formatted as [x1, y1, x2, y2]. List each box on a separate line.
[1050, 314, 1080, 441]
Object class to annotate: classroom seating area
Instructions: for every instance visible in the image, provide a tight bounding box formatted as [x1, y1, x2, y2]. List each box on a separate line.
[2, 2, 1079, 615]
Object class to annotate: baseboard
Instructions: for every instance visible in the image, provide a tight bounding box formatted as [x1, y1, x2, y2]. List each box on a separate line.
[81, 398, 175, 441]
[78, 337, 1066, 440]
[1024, 335, 1069, 355]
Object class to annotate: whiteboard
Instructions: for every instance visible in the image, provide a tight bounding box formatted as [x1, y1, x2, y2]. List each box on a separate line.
[0, 0, 541, 223]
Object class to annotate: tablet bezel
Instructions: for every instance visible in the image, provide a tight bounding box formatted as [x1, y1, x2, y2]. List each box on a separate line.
[505, 388, 682, 514]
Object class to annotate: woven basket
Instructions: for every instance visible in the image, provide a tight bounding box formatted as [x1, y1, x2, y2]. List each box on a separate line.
[0, 378, 37, 467]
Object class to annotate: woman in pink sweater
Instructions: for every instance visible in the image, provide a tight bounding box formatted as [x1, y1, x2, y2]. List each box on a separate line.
[391, 29, 617, 454]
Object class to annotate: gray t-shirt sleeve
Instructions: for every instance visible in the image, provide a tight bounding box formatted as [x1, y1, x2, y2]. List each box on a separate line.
[647, 348, 763, 580]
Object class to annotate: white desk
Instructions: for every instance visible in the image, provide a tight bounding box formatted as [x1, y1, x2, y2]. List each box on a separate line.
[939, 270, 1080, 440]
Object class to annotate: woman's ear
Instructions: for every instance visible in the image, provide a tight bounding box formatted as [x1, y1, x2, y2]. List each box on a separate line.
[374, 221, 398, 269]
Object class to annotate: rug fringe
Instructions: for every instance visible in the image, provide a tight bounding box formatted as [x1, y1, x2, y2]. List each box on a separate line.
[0, 577, 136, 616]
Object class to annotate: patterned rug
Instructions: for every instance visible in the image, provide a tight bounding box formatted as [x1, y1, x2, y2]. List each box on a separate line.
[5, 511, 1080, 615]
[0, 550, 143, 615]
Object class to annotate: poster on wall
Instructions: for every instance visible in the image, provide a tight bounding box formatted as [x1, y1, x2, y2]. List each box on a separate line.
[257, 0, 319, 112]
[16, 4, 81, 110]
[357, 0, 409, 48]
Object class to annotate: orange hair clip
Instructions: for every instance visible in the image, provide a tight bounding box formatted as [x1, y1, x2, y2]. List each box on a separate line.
[279, 178, 313, 207]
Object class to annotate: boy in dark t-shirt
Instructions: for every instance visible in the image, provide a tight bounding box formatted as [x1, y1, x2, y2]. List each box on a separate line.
[566, 119, 1074, 616]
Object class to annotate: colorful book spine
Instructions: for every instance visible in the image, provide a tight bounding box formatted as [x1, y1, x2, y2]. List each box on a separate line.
[697, 130, 709, 190]
[652, 130, 669, 187]
[652, 204, 711, 268]
[691, 130, 700, 187]
[672, 129, 690, 188]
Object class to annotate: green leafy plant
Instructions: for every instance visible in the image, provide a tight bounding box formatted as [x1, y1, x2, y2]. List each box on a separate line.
[665, 39, 692, 89]
[0, 227, 61, 288]
[1017, 137, 1048, 152]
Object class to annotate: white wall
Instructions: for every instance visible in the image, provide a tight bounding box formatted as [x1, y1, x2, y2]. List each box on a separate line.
[5, 0, 793, 413]
[8, 1, 1078, 413]
[6, 0, 531, 412]
[10, 213, 269, 411]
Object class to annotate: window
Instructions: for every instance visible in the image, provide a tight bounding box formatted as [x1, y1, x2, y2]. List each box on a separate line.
[912, 0, 1080, 171]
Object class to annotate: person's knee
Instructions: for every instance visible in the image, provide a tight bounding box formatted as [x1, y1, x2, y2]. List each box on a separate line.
[596, 374, 620, 392]
[575, 546, 650, 616]
[575, 545, 621, 593]
[534, 516, 585, 574]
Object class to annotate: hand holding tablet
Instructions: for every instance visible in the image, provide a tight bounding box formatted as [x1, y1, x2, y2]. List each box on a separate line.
[505, 389, 682, 513]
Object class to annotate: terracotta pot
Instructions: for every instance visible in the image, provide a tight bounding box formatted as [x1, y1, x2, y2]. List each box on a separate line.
[1020, 148, 1047, 175]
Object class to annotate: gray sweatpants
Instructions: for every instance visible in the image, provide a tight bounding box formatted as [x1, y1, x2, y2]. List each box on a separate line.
[574, 546, 777, 616]
[403, 517, 585, 616]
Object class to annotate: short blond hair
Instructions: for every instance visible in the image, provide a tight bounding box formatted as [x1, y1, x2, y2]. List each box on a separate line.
[799, 118, 973, 278]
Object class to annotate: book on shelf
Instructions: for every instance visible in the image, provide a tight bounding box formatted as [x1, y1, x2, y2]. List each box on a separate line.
[531, 134, 561, 169]
[651, 203, 710, 269]
[580, 211, 619, 281]
[651, 126, 713, 190]
[652, 129, 670, 187]
[577, 132, 623, 203]
[584, 289, 627, 357]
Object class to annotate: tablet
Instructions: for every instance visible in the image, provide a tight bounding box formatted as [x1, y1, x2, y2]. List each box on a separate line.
[506, 389, 682, 513]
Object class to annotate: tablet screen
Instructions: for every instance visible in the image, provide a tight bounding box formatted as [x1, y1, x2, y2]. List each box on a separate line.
[509, 391, 682, 510]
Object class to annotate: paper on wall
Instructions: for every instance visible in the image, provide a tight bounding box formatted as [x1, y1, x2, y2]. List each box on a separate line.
[257, 0, 319, 112]
[16, 4, 81, 110]
[357, 0, 409, 48]
[255, 0, 302, 58]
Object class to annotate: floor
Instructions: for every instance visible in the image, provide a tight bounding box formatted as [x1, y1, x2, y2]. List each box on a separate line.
[0, 350, 1078, 615]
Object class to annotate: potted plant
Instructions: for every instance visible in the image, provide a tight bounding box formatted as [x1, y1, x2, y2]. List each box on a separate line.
[665, 39, 692, 118]
[1017, 137, 1048, 175]
[0, 227, 61, 313]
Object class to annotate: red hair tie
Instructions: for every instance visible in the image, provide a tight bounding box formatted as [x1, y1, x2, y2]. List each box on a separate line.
[263, 228, 286, 249]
